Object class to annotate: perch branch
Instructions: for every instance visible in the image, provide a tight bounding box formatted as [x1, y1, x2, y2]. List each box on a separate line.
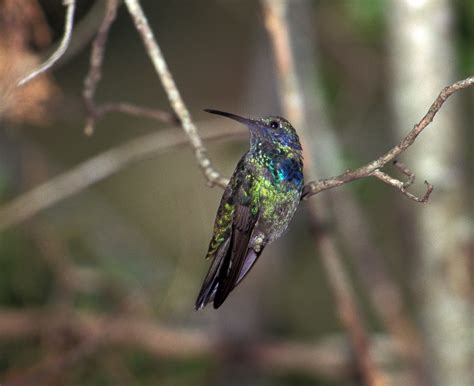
[0, 122, 245, 232]
[302, 76, 474, 200]
[124, 0, 228, 188]
[17, 0, 76, 86]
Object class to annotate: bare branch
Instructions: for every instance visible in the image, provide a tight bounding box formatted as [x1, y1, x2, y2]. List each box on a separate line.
[81, 0, 176, 134]
[82, 0, 119, 135]
[302, 76, 474, 200]
[392, 160, 415, 187]
[123, 0, 228, 188]
[97, 102, 177, 123]
[54, 1, 107, 69]
[371, 170, 433, 203]
[261, 2, 387, 385]
[0, 122, 245, 232]
[82, 0, 117, 97]
[308, 216, 388, 386]
[17, 0, 76, 86]
[0, 308, 402, 382]
[261, 0, 303, 125]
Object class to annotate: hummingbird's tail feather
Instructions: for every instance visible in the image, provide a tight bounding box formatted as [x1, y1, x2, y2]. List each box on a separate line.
[196, 205, 261, 310]
[195, 238, 230, 310]
[235, 248, 261, 286]
[213, 205, 259, 308]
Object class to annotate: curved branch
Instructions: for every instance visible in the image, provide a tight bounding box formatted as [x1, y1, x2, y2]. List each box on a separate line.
[371, 170, 433, 203]
[17, 0, 76, 86]
[81, 0, 176, 133]
[0, 122, 245, 232]
[123, 0, 228, 188]
[302, 76, 474, 200]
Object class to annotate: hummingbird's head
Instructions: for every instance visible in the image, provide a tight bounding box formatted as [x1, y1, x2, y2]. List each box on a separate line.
[204, 109, 302, 152]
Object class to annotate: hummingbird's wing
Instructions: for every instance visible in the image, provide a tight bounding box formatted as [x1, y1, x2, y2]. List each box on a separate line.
[195, 203, 261, 310]
[195, 156, 247, 310]
[203, 154, 248, 261]
[196, 154, 266, 309]
[212, 204, 259, 308]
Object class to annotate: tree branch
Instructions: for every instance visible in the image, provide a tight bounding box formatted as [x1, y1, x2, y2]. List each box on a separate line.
[261, 1, 433, 383]
[82, 0, 119, 135]
[0, 122, 245, 232]
[96, 102, 177, 123]
[261, 2, 387, 385]
[0, 308, 401, 382]
[123, 0, 228, 188]
[392, 160, 415, 187]
[371, 170, 433, 203]
[17, 0, 76, 86]
[301, 76, 474, 200]
[82, 0, 176, 135]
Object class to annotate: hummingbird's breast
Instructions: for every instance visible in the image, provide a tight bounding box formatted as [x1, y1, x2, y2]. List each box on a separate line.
[246, 151, 303, 243]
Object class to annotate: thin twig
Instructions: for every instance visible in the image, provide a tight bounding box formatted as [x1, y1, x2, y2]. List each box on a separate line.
[81, 0, 176, 132]
[55, 1, 108, 69]
[97, 102, 177, 123]
[17, 0, 76, 86]
[82, 0, 120, 135]
[302, 76, 474, 200]
[371, 170, 433, 203]
[123, 0, 228, 188]
[393, 160, 415, 187]
[0, 122, 245, 232]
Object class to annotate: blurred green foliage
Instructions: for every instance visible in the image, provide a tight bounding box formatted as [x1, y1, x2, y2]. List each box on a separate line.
[0, 231, 53, 307]
[456, 0, 474, 74]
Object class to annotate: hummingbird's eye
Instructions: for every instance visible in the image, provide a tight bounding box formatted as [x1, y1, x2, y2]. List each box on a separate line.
[270, 120, 279, 129]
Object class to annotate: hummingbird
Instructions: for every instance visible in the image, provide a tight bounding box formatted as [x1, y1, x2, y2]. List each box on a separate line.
[195, 109, 304, 310]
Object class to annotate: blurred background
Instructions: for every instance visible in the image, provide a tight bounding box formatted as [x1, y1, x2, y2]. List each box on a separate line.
[0, 0, 472, 385]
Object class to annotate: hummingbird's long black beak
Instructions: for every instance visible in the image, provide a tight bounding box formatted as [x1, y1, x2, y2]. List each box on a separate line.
[204, 109, 254, 126]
